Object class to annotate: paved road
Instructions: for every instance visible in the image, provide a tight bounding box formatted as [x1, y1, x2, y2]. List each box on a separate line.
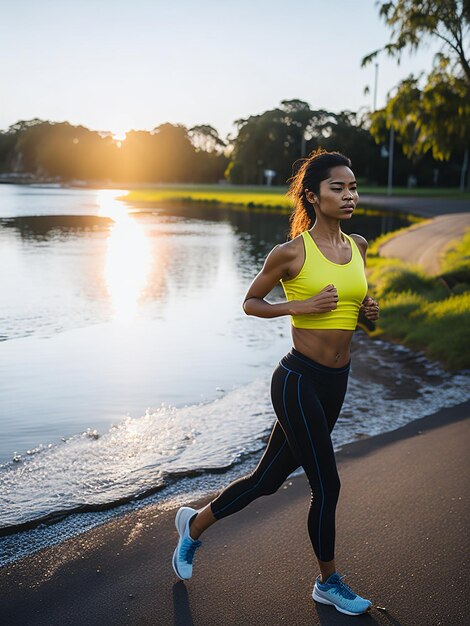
[361, 194, 470, 217]
[378, 213, 470, 275]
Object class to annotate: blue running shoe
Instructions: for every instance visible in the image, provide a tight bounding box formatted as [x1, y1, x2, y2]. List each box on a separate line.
[312, 572, 372, 616]
[172, 507, 202, 580]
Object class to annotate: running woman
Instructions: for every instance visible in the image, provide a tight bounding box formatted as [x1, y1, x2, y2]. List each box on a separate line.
[172, 149, 380, 616]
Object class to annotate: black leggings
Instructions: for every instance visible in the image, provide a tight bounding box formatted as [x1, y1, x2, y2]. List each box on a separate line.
[210, 348, 350, 562]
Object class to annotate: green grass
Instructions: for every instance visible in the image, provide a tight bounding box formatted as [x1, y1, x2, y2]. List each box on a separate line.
[121, 188, 401, 217]
[121, 188, 428, 227]
[366, 227, 470, 370]
[373, 290, 470, 370]
[440, 227, 470, 274]
[122, 187, 292, 211]
[438, 228, 470, 295]
[121, 184, 470, 210]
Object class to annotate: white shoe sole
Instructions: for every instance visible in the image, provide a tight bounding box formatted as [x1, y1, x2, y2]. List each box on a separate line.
[172, 547, 187, 580]
[175, 507, 187, 535]
[312, 588, 371, 616]
[172, 507, 195, 580]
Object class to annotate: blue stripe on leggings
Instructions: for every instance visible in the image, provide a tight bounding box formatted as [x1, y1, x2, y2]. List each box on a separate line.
[281, 361, 326, 559]
[214, 439, 288, 515]
[296, 374, 326, 561]
[281, 366, 294, 433]
[279, 362, 294, 375]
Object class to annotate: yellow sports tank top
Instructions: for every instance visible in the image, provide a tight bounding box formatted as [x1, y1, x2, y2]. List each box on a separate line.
[280, 231, 368, 330]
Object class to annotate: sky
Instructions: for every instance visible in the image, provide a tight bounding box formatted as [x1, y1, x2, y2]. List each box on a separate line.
[1, 0, 441, 140]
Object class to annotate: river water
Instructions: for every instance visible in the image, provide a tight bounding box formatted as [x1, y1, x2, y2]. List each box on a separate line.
[1, 184, 469, 565]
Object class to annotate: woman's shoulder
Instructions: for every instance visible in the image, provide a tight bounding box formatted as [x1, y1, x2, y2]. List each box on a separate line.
[348, 233, 368, 264]
[263, 235, 304, 274]
[348, 233, 368, 249]
[269, 234, 304, 262]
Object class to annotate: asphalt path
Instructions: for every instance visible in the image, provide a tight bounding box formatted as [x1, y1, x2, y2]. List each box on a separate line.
[360, 195, 470, 218]
[377, 213, 470, 275]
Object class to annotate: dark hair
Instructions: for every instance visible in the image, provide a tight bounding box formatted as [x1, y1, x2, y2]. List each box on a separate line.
[286, 148, 352, 239]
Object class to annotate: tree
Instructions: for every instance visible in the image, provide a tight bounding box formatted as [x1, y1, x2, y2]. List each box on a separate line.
[362, 1, 470, 81]
[227, 109, 288, 184]
[188, 125, 226, 153]
[9, 121, 119, 180]
[372, 62, 470, 158]
[188, 125, 228, 182]
[0, 118, 230, 184]
[151, 123, 196, 182]
[279, 99, 313, 156]
[227, 102, 379, 185]
[363, 0, 470, 189]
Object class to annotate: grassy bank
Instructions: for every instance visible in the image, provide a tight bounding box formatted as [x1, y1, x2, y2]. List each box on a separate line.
[122, 184, 470, 209]
[123, 186, 292, 211]
[121, 186, 423, 224]
[366, 229, 470, 370]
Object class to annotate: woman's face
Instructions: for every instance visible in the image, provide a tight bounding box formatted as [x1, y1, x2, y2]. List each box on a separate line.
[308, 165, 358, 220]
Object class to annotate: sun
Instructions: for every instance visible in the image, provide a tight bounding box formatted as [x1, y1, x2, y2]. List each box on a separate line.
[112, 129, 128, 142]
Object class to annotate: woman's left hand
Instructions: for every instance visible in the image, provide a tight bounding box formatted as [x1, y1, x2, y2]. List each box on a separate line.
[361, 296, 380, 321]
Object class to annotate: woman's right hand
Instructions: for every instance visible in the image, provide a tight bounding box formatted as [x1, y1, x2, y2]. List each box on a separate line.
[291, 284, 338, 315]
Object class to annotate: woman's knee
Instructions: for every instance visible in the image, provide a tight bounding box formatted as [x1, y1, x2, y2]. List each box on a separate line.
[324, 472, 341, 500]
[249, 470, 282, 497]
[309, 474, 341, 502]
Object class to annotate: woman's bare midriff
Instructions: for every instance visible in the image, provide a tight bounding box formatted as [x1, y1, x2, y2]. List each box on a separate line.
[292, 327, 354, 368]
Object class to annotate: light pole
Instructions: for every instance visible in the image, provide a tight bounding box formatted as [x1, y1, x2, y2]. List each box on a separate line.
[373, 63, 378, 112]
[386, 85, 399, 197]
[387, 125, 394, 197]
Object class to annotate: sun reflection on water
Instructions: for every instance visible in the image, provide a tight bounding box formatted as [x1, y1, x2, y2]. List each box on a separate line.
[97, 190, 151, 323]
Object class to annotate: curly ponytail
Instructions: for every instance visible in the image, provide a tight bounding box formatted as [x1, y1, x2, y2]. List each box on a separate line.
[286, 148, 352, 239]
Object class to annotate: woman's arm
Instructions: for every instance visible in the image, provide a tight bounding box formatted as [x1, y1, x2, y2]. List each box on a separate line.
[351, 233, 380, 321]
[243, 242, 339, 319]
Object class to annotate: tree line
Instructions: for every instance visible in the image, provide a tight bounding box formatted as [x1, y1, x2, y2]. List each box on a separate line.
[0, 119, 228, 184]
[0, 100, 466, 188]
